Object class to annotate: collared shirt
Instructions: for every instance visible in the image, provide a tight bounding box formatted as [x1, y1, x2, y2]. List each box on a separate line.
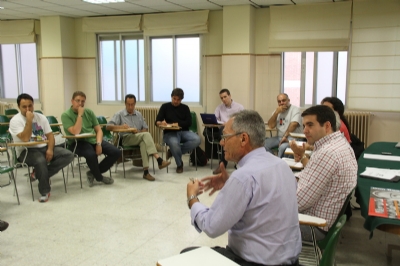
[61, 107, 99, 144]
[275, 104, 302, 137]
[297, 131, 357, 231]
[191, 147, 301, 265]
[108, 109, 148, 137]
[214, 100, 244, 124]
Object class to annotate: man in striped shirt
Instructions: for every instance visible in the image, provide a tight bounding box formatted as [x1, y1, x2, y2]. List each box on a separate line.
[291, 105, 357, 241]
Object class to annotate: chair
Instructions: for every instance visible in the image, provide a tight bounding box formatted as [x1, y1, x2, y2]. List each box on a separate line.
[164, 111, 198, 173]
[299, 191, 353, 266]
[0, 138, 19, 205]
[4, 108, 18, 117]
[113, 132, 155, 178]
[0, 115, 11, 141]
[96, 116, 113, 143]
[34, 110, 43, 114]
[203, 125, 222, 169]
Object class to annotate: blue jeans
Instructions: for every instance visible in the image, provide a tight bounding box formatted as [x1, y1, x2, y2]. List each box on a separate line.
[19, 146, 74, 195]
[163, 131, 201, 166]
[264, 136, 290, 158]
[70, 140, 121, 181]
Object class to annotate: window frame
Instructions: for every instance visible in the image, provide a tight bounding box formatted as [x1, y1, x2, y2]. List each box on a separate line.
[282, 51, 349, 108]
[0, 43, 40, 100]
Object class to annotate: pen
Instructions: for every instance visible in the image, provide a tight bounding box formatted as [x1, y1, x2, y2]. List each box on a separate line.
[189, 177, 197, 183]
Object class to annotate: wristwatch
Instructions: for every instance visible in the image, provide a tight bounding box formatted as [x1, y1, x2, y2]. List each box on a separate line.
[187, 195, 198, 209]
[96, 142, 101, 146]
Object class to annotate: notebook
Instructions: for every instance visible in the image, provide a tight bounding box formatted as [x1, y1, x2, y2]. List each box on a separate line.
[200, 113, 221, 125]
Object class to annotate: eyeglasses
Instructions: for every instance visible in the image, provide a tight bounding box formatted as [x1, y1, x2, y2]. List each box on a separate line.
[220, 132, 243, 143]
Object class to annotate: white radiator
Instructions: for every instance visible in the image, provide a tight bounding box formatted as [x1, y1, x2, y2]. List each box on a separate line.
[344, 111, 372, 147]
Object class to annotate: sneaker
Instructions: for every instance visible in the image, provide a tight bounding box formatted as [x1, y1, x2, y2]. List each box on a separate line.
[176, 163, 183, 174]
[143, 173, 155, 181]
[166, 149, 172, 161]
[39, 193, 50, 203]
[102, 176, 114, 185]
[0, 219, 9, 231]
[86, 171, 94, 187]
[158, 160, 171, 170]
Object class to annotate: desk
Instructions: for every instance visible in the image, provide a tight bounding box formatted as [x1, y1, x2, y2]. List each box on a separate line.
[49, 123, 63, 127]
[356, 142, 400, 236]
[298, 213, 327, 227]
[0, 122, 9, 126]
[265, 123, 277, 138]
[8, 140, 49, 147]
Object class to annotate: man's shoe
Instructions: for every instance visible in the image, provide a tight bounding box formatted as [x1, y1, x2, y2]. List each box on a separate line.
[86, 171, 94, 187]
[102, 176, 114, 185]
[212, 165, 221, 175]
[176, 163, 183, 174]
[39, 193, 50, 203]
[166, 149, 172, 160]
[0, 219, 9, 231]
[143, 173, 155, 181]
[158, 160, 171, 170]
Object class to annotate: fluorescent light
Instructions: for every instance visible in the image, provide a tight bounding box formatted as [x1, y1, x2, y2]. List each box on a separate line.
[83, 0, 125, 4]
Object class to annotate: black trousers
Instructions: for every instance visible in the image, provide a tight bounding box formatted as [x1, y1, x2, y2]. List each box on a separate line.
[180, 246, 299, 266]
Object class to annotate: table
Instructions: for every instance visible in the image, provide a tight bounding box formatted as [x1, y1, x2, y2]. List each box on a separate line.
[265, 123, 277, 138]
[356, 142, 400, 236]
[49, 123, 63, 127]
[8, 140, 49, 147]
[298, 213, 327, 227]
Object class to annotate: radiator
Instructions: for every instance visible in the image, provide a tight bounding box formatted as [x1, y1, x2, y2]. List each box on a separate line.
[135, 107, 162, 150]
[344, 111, 372, 147]
[0, 102, 13, 115]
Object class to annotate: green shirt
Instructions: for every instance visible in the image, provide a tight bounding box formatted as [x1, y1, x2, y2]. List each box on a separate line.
[61, 107, 99, 144]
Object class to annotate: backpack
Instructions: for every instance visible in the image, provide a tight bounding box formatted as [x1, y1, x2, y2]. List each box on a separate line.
[190, 146, 208, 166]
[350, 133, 365, 160]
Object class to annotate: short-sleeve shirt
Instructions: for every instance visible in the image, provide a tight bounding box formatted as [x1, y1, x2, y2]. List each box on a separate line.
[108, 109, 147, 137]
[276, 104, 302, 137]
[9, 112, 52, 157]
[61, 107, 99, 144]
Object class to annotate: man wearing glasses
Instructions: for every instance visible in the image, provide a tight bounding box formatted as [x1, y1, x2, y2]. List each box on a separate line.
[61, 91, 120, 187]
[264, 93, 302, 158]
[185, 110, 301, 265]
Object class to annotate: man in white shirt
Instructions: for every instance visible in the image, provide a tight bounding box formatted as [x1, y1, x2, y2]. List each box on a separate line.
[212, 89, 244, 174]
[265, 93, 302, 158]
[9, 93, 74, 203]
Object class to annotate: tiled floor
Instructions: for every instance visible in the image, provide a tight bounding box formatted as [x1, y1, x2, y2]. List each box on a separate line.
[0, 153, 400, 265]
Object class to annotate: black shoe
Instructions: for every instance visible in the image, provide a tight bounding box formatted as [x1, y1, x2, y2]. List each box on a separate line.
[0, 219, 9, 231]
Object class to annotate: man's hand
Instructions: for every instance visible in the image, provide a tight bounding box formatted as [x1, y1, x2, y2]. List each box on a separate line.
[279, 136, 288, 146]
[45, 149, 54, 162]
[78, 106, 85, 116]
[289, 140, 305, 162]
[122, 123, 129, 129]
[187, 179, 201, 197]
[95, 144, 102, 155]
[159, 120, 167, 126]
[131, 128, 138, 133]
[276, 105, 288, 114]
[26, 111, 34, 122]
[201, 163, 229, 196]
[172, 122, 179, 127]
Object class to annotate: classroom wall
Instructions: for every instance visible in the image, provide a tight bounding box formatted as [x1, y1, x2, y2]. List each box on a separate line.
[35, 0, 400, 146]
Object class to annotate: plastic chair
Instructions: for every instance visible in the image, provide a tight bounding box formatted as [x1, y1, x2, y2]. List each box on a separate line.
[4, 108, 18, 117]
[96, 116, 113, 143]
[34, 110, 43, 114]
[0, 138, 19, 205]
[47, 115, 63, 134]
[319, 215, 347, 266]
[0, 115, 11, 141]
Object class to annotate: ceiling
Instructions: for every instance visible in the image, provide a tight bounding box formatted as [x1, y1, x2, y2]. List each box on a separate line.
[0, 0, 347, 20]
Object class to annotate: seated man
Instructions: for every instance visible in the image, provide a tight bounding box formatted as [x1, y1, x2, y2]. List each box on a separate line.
[290, 105, 357, 241]
[61, 91, 120, 187]
[106, 94, 170, 181]
[155, 88, 201, 174]
[186, 110, 301, 265]
[265, 93, 302, 158]
[212, 88, 244, 174]
[9, 93, 74, 202]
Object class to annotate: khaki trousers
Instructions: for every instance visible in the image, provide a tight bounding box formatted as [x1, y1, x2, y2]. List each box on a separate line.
[122, 132, 157, 168]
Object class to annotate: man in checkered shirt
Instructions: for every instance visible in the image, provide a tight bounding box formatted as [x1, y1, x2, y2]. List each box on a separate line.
[290, 105, 357, 241]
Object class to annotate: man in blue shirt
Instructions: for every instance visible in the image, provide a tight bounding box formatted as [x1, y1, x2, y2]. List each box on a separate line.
[186, 110, 301, 265]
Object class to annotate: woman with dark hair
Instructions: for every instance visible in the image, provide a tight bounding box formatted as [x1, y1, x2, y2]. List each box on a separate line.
[321, 97, 351, 143]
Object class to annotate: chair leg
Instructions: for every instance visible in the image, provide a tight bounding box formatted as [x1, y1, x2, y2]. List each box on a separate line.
[210, 143, 214, 169]
[61, 168, 67, 193]
[122, 151, 126, 179]
[9, 171, 20, 205]
[28, 167, 34, 201]
[152, 156, 155, 175]
[77, 157, 82, 189]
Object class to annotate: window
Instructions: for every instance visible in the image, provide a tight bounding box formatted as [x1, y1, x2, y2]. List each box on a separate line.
[151, 36, 200, 102]
[0, 43, 39, 99]
[97, 34, 201, 104]
[98, 34, 144, 102]
[283, 51, 348, 107]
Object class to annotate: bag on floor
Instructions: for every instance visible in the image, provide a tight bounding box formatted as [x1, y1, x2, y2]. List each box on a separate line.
[190, 146, 208, 166]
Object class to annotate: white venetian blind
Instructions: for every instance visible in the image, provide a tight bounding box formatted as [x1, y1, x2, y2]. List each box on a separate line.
[142, 10, 209, 36]
[269, 2, 352, 52]
[82, 15, 142, 33]
[0, 20, 36, 44]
